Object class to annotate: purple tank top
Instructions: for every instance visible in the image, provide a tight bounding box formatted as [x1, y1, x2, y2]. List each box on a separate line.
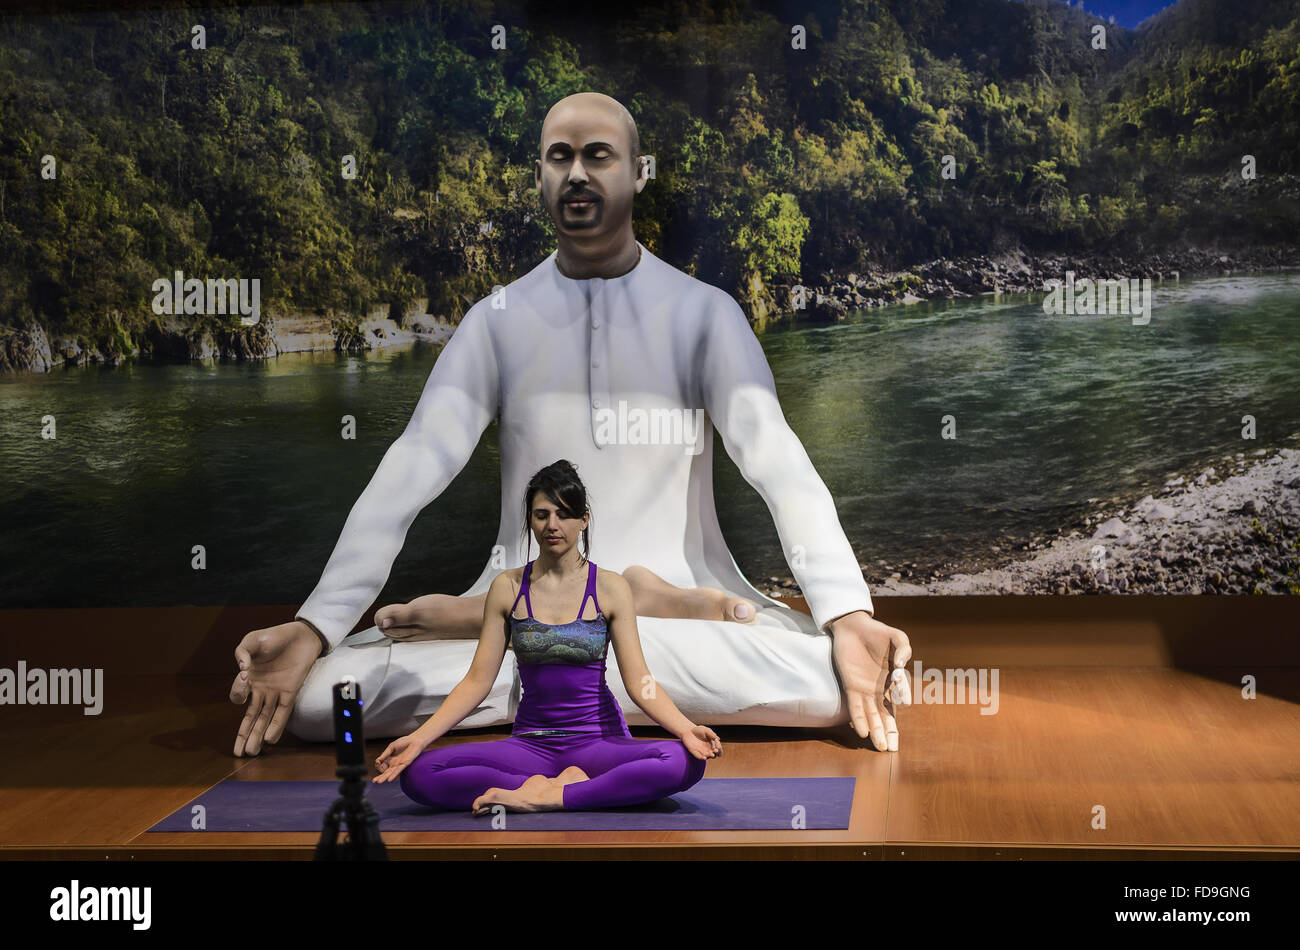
[508, 560, 631, 738]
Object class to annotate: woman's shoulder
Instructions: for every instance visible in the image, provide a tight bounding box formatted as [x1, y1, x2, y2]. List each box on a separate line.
[592, 565, 630, 602]
[493, 567, 527, 595]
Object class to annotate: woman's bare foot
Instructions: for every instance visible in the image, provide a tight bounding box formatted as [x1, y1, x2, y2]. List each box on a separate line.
[550, 765, 590, 788]
[622, 565, 758, 624]
[472, 774, 566, 815]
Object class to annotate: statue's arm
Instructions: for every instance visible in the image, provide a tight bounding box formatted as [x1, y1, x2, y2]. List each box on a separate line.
[697, 290, 873, 635]
[294, 303, 502, 653]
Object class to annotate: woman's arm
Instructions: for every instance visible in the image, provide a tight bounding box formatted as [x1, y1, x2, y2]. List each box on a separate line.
[406, 572, 513, 747]
[604, 573, 697, 738]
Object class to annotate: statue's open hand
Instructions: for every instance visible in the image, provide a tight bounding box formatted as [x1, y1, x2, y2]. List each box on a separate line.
[829, 611, 913, 752]
[230, 620, 323, 756]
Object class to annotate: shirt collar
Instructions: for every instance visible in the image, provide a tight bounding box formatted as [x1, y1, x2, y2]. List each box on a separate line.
[552, 241, 644, 281]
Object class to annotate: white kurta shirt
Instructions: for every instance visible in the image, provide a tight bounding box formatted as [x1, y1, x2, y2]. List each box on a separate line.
[295, 240, 873, 653]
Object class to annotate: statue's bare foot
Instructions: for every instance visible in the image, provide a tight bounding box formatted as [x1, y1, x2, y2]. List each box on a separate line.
[375, 592, 484, 641]
[717, 589, 759, 624]
[472, 774, 565, 815]
[622, 566, 759, 624]
[679, 585, 758, 624]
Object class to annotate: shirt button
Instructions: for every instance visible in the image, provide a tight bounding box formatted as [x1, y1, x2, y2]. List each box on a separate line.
[592, 320, 600, 329]
[593, 399, 601, 408]
[592, 360, 600, 368]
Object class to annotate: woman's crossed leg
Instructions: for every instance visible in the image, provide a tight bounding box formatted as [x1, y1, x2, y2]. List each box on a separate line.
[398, 732, 706, 814]
[547, 733, 707, 811]
[399, 736, 559, 812]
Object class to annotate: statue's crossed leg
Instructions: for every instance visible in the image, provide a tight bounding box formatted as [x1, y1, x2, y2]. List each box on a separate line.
[376, 564, 759, 641]
[284, 566, 848, 742]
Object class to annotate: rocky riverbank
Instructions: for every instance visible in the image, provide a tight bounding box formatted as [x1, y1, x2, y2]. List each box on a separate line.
[0, 309, 454, 374]
[760, 438, 1300, 599]
[4, 243, 1299, 373]
[799, 243, 1300, 319]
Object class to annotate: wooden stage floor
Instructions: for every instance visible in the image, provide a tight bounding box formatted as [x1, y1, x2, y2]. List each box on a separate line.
[1, 596, 1298, 860]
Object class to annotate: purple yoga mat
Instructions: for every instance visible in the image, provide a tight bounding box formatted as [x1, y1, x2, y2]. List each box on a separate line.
[147, 777, 855, 831]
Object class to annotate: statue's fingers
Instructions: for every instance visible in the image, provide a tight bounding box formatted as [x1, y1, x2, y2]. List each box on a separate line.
[261, 691, 294, 745]
[883, 707, 899, 752]
[233, 689, 265, 756]
[891, 627, 913, 669]
[230, 645, 253, 703]
[888, 666, 913, 707]
[863, 694, 887, 751]
[846, 688, 869, 739]
[229, 669, 249, 704]
[245, 691, 276, 756]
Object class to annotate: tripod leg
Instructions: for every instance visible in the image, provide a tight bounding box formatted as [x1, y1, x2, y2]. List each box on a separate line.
[315, 799, 346, 861]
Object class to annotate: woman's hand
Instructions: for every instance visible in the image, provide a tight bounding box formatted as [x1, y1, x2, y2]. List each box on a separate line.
[681, 724, 722, 760]
[372, 733, 428, 784]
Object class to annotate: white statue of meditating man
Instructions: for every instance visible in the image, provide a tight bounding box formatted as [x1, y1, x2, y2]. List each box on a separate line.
[230, 92, 912, 757]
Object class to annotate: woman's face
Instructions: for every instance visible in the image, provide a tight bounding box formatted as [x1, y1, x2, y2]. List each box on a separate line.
[530, 494, 589, 556]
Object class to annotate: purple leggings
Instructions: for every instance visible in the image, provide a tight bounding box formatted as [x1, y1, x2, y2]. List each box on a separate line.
[398, 732, 707, 811]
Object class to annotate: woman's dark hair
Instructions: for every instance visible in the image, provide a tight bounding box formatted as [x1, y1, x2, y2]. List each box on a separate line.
[520, 459, 593, 565]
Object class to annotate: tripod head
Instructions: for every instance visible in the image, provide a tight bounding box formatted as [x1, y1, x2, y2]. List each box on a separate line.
[315, 677, 388, 860]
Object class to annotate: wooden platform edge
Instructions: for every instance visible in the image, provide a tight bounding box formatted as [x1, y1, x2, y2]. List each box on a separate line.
[4, 842, 1298, 861]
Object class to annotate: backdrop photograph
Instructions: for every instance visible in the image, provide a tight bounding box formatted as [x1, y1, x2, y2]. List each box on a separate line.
[0, 0, 1296, 926]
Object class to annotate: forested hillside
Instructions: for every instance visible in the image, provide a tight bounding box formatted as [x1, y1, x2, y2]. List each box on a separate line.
[0, 0, 1296, 358]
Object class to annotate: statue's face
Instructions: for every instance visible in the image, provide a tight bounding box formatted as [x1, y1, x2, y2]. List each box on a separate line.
[535, 100, 645, 238]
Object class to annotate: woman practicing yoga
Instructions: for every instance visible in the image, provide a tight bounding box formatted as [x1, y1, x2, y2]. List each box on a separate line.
[372, 459, 722, 813]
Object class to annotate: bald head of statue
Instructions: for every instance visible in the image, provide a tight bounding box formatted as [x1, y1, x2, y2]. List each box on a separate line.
[535, 93, 647, 255]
